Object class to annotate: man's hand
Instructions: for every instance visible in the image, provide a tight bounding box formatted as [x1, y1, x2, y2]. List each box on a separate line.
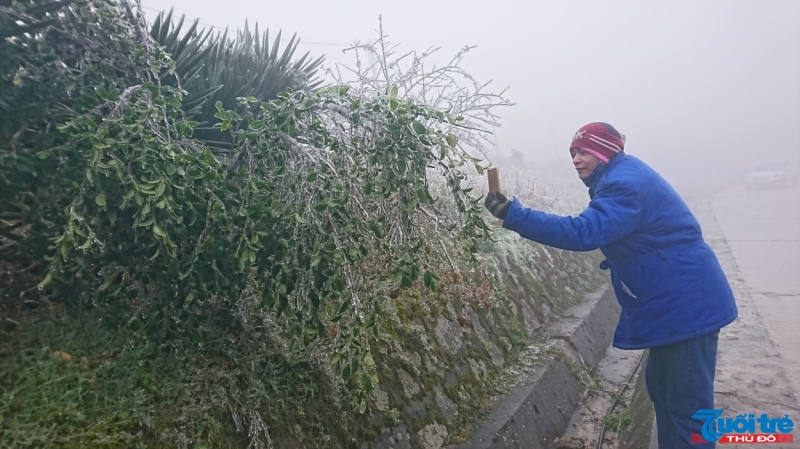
[484, 192, 511, 220]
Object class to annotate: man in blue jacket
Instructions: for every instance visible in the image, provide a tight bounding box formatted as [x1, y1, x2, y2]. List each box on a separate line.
[485, 122, 738, 448]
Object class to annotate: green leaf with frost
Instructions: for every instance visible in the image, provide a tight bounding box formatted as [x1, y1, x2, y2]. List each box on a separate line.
[392, 269, 403, 286]
[152, 224, 167, 238]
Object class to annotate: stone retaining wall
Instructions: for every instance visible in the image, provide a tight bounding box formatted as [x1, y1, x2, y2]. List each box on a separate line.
[362, 236, 608, 449]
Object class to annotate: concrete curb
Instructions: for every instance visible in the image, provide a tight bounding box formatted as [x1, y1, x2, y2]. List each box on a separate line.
[548, 284, 620, 369]
[618, 351, 655, 449]
[454, 285, 620, 449]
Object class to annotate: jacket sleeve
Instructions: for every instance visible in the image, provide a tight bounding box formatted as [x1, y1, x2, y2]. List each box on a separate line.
[501, 181, 642, 251]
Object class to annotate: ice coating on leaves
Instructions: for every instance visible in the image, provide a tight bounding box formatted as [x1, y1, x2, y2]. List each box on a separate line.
[0, 4, 606, 447]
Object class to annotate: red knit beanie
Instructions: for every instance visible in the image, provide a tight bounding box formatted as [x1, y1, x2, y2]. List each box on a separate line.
[570, 122, 625, 163]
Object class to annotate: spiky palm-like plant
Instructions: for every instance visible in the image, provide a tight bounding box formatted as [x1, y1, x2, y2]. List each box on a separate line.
[150, 10, 325, 152]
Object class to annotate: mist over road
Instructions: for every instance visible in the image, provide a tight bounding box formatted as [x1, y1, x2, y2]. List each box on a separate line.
[712, 183, 800, 410]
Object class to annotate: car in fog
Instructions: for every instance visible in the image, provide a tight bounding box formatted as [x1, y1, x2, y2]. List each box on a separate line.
[745, 160, 798, 189]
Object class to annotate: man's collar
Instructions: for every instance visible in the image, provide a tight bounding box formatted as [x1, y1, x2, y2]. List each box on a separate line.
[584, 152, 626, 194]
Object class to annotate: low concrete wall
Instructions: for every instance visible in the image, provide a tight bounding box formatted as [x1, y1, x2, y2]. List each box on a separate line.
[619, 351, 655, 449]
[452, 286, 620, 449]
[459, 358, 581, 449]
[548, 286, 620, 368]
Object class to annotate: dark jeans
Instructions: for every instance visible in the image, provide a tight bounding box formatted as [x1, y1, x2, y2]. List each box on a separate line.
[646, 330, 720, 448]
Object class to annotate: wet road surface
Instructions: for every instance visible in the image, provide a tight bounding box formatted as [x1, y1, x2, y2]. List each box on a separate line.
[687, 184, 800, 448]
[712, 184, 800, 408]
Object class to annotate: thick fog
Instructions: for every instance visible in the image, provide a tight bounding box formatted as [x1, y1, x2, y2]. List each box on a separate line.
[140, 0, 800, 197]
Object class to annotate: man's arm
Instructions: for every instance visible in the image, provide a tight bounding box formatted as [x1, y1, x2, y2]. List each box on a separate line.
[501, 182, 642, 251]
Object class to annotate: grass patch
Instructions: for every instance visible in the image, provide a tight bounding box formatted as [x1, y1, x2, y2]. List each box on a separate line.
[603, 409, 633, 433]
[0, 311, 362, 448]
[0, 316, 161, 448]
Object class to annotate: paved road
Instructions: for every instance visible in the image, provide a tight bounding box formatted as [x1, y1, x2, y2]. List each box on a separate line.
[682, 191, 799, 449]
[712, 184, 800, 406]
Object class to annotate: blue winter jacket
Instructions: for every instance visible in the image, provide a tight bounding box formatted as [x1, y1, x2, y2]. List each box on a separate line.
[502, 153, 738, 349]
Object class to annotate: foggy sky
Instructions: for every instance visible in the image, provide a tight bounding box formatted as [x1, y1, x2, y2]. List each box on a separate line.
[140, 0, 800, 196]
